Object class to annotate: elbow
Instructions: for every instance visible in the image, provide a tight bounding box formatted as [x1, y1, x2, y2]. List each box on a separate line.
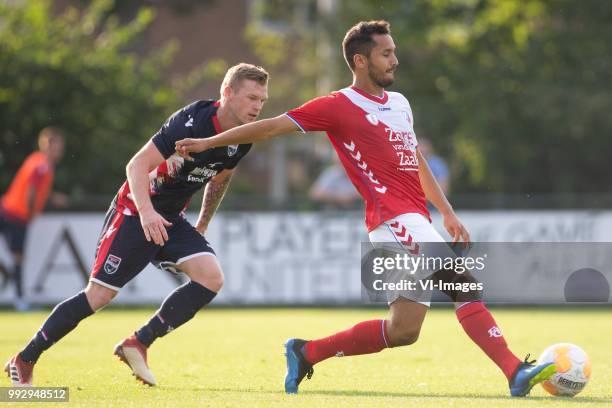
[125, 160, 133, 177]
[126, 157, 139, 178]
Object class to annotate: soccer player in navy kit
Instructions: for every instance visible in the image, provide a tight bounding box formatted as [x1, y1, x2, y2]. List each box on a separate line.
[5, 63, 269, 386]
[176, 22, 555, 397]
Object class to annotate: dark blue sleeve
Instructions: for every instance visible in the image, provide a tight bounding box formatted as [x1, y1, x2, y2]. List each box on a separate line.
[226, 144, 252, 169]
[151, 108, 194, 159]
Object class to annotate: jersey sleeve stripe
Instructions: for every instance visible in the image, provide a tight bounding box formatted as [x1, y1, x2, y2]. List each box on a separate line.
[284, 113, 306, 133]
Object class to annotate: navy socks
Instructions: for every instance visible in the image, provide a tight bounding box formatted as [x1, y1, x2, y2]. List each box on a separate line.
[18, 281, 217, 363]
[20, 291, 94, 363]
[135, 281, 217, 347]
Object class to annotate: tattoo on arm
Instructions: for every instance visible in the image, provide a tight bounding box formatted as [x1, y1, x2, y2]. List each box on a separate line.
[197, 173, 233, 233]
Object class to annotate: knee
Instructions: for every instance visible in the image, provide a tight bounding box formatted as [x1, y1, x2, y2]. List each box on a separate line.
[387, 320, 421, 347]
[193, 270, 223, 293]
[206, 271, 224, 293]
[84, 282, 117, 311]
[180, 256, 225, 293]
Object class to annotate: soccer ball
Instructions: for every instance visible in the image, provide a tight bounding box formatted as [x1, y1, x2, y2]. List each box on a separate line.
[537, 343, 591, 396]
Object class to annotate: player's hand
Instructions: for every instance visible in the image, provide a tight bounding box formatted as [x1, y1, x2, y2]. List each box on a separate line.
[139, 208, 173, 246]
[175, 138, 210, 160]
[443, 211, 471, 247]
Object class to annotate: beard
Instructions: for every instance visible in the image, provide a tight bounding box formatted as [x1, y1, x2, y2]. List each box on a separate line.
[368, 62, 395, 88]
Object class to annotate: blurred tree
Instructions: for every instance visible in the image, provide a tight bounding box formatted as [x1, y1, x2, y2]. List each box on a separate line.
[247, 0, 612, 195]
[3, 0, 610, 203]
[0, 0, 178, 200]
[410, 0, 612, 194]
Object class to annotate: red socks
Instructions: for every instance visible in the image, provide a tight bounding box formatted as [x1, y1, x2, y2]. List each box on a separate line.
[303, 319, 389, 365]
[301, 303, 521, 381]
[456, 301, 521, 380]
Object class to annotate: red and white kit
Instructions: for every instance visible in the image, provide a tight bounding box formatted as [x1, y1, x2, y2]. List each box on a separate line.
[288, 89, 525, 386]
[287, 86, 443, 245]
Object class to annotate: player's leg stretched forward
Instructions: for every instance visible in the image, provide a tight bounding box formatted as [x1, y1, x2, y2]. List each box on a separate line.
[284, 269, 555, 396]
[4, 203, 156, 387]
[435, 269, 555, 396]
[284, 297, 426, 394]
[3, 255, 221, 387]
[4, 208, 220, 387]
[4, 282, 115, 386]
[114, 254, 222, 386]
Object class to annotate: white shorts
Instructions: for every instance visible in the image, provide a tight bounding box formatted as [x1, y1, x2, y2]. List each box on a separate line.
[368, 213, 445, 244]
[368, 213, 450, 307]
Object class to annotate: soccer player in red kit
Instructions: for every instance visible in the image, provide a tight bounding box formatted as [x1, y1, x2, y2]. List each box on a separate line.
[175, 21, 555, 397]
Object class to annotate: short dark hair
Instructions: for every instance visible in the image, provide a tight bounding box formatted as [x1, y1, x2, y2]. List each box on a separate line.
[342, 20, 391, 70]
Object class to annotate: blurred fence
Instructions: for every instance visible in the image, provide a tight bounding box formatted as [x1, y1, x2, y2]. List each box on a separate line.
[52, 193, 612, 213]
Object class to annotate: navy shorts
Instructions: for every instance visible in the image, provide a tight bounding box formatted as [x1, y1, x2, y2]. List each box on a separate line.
[90, 207, 215, 291]
[0, 210, 27, 254]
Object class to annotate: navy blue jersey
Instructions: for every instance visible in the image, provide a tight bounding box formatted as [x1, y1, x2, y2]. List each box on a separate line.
[114, 100, 251, 218]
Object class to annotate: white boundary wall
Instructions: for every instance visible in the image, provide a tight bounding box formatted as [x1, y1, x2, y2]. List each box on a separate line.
[0, 211, 610, 305]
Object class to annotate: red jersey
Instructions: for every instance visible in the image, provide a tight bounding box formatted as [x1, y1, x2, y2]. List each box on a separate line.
[1, 151, 54, 222]
[286, 86, 429, 231]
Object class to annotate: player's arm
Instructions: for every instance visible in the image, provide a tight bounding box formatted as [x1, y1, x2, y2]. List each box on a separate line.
[416, 148, 470, 244]
[175, 115, 298, 158]
[126, 141, 173, 245]
[26, 164, 52, 219]
[26, 184, 37, 220]
[195, 169, 234, 234]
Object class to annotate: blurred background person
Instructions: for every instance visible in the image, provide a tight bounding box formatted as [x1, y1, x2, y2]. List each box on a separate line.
[309, 155, 360, 208]
[418, 136, 450, 195]
[0, 127, 67, 311]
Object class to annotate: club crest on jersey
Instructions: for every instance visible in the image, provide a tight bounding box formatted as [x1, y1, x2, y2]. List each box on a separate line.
[104, 254, 122, 275]
[227, 144, 238, 157]
[185, 115, 194, 127]
[365, 113, 379, 126]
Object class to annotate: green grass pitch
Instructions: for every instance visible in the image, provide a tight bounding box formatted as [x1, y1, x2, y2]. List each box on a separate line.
[1, 307, 610, 407]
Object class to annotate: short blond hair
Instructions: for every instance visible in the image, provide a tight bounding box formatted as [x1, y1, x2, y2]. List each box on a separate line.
[220, 63, 269, 97]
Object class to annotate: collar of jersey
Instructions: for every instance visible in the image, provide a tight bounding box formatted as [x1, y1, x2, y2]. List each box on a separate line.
[350, 86, 389, 104]
[212, 101, 224, 134]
